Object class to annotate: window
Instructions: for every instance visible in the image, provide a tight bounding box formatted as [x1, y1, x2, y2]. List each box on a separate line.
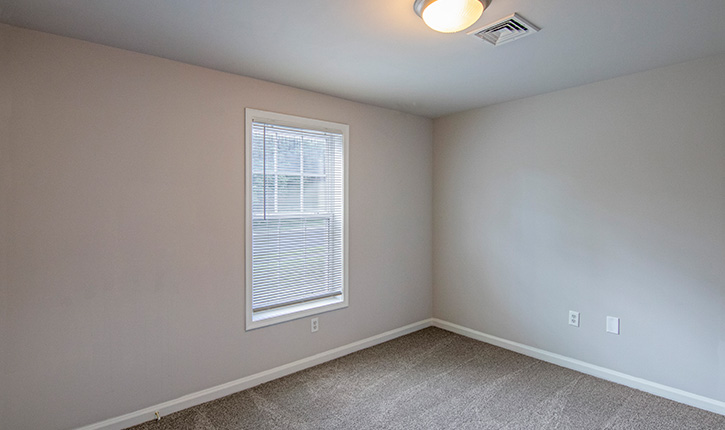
[245, 109, 348, 330]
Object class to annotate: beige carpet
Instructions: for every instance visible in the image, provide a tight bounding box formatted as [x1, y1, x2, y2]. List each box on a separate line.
[127, 327, 725, 429]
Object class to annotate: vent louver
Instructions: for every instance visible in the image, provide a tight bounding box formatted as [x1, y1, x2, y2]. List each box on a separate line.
[469, 13, 540, 46]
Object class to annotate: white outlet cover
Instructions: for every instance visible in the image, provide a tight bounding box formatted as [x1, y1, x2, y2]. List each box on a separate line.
[568, 311, 580, 327]
[606, 316, 620, 334]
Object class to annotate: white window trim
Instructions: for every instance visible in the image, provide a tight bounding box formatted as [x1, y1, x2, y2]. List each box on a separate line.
[245, 108, 349, 330]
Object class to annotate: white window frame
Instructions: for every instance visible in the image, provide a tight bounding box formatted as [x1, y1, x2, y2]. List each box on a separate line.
[245, 108, 349, 330]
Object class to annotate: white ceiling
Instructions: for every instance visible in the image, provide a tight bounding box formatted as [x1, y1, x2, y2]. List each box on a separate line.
[1, 0, 725, 118]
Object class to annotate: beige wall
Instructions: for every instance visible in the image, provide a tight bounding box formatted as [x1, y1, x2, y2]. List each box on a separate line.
[4, 19, 725, 430]
[0, 22, 11, 429]
[433, 54, 725, 402]
[0, 24, 433, 430]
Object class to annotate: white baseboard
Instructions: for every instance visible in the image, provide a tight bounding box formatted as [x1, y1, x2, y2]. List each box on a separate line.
[77, 317, 725, 429]
[76, 319, 434, 430]
[431, 318, 725, 416]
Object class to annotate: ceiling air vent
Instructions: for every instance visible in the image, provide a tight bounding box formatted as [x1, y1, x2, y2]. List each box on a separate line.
[469, 13, 540, 46]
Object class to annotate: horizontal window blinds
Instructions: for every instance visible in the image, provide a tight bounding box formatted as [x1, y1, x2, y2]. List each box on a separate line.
[250, 121, 344, 312]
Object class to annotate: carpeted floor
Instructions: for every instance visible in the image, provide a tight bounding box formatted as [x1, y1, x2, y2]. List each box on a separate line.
[127, 327, 725, 429]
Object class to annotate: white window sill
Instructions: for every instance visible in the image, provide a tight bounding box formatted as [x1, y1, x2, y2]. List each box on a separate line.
[246, 296, 347, 330]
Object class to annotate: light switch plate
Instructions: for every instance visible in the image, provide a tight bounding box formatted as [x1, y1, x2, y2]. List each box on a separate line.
[606, 316, 620, 334]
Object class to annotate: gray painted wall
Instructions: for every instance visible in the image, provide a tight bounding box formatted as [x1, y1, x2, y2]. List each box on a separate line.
[0, 24, 433, 430]
[433, 54, 725, 402]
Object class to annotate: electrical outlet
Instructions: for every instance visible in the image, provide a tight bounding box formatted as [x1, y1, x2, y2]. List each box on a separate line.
[311, 317, 319, 333]
[606, 316, 620, 334]
[569, 311, 580, 327]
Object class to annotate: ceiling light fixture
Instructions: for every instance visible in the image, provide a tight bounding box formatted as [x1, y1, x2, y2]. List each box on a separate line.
[414, 0, 491, 33]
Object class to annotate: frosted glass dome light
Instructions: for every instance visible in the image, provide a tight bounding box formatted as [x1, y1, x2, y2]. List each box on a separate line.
[414, 0, 490, 33]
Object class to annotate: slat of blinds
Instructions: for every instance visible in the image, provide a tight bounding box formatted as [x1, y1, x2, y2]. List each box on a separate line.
[250, 120, 344, 312]
[253, 292, 343, 313]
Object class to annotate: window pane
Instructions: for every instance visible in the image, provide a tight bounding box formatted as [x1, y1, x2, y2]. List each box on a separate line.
[303, 138, 326, 175]
[276, 134, 301, 174]
[303, 176, 324, 213]
[251, 217, 333, 310]
[252, 173, 265, 216]
[276, 174, 301, 214]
